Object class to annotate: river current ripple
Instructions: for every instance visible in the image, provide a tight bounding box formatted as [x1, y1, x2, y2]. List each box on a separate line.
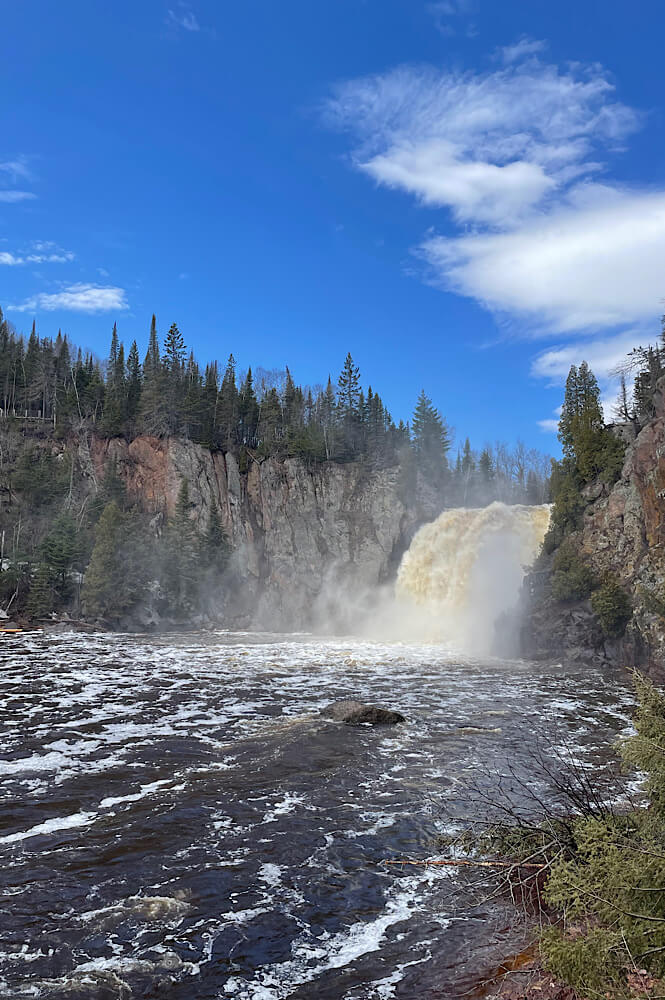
[0, 630, 633, 999]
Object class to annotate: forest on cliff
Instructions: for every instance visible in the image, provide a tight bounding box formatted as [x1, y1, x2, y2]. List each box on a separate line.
[0, 306, 552, 625]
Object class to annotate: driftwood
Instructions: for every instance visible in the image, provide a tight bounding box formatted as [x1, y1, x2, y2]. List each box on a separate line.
[382, 858, 547, 870]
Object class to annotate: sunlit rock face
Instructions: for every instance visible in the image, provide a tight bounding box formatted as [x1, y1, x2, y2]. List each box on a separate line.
[89, 436, 442, 628]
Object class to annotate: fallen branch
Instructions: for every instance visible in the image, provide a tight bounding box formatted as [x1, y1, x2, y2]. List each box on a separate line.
[382, 858, 547, 870]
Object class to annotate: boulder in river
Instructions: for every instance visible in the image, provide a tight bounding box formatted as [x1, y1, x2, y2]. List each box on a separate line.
[322, 700, 405, 726]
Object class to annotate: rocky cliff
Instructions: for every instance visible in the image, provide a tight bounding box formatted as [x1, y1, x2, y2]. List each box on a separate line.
[521, 382, 665, 673]
[86, 436, 441, 628]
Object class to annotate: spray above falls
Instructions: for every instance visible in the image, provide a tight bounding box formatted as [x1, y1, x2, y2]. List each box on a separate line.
[393, 502, 551, 653]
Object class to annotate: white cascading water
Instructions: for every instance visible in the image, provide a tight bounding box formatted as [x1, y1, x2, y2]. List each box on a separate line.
[392, 501, 551, 654]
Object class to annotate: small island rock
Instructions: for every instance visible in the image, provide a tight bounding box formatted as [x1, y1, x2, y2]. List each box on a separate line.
[322, 700, 405, 726]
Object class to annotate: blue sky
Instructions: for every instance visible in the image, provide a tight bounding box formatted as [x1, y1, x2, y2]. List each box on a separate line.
[2, 0, 665, 450]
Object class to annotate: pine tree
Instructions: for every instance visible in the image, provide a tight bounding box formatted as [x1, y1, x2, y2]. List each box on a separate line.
[337, 353, 361, 456]
[162, 478, 199, 608]
[163, 322, 185, 377]
[143, 315, 161, 381]
[205, 499, 231, 568]
[40, 512, 80, 597]
[27, 563, 54, 618]
[161, 323, 186, 434]
[218, 355, 238, 449]
[238, 368, 259, 446]
[558, 361, 604, 482]
[126, 340, 142, 424]
[102, 323, 126, 435]
[411, 390, 451, 470]
[201, 362, 219, 447]
[320, 376, 337, 460]
[139, 315, 168, 434]
[82, 502, 148, 621]
[90, 459, 128, 521]
[558, 365, 580, 460]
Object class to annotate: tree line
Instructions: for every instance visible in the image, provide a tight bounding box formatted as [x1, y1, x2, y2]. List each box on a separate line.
[0, 307, 550, 501]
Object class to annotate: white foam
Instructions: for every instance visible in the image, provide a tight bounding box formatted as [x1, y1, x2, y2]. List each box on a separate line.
[262, 792, 305, 823]
[257, 863, 283, 888]
[99, 778, 172, 809]
[0, 751, 70, 776]
[0, 810, 96, 845]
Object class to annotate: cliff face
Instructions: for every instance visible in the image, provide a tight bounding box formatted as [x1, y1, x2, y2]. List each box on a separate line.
[522, 383, 665, 672]
[88, 436, 441, 628]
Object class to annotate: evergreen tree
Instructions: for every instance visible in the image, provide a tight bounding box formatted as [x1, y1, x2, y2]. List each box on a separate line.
[411, 390, 451, 467]
[139, 316, 168, 434]
[238, 368, 259, 446]
[337, 353, 361, 456]
[125, 340, 142, 426]
[163, 478, 199, 607]
[40, 512, 80, 597]
[218, 355, 238, 449]
[27, 563, 55, 618]
[558, 361, 605, 482]
[82, 502, 149, 622]
[205, 499, 231, 568]
[90, 459, 128, 521]
[102, 323, 126, 435]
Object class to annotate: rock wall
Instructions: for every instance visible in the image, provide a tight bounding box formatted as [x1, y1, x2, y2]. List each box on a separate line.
[521, 383, 665, 672]
[88, 436, 442, 628]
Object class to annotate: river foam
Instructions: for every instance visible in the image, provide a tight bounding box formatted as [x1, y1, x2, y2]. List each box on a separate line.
[0, 629, 633, 999]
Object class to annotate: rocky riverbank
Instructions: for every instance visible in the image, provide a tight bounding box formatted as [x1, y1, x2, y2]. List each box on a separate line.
[520, 378, 665, 675]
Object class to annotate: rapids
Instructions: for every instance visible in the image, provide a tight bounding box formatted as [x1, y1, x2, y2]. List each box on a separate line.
[0, 628, 632, 999]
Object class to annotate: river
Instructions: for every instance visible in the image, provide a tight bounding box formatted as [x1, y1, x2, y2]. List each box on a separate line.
[0, 629, 633, 999]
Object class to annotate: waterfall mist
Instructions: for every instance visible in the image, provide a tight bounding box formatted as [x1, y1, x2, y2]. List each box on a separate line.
[314, 502, 551, 655]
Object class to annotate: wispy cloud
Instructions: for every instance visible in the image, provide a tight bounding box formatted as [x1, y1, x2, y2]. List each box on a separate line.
[0, 158, 32, 182]
[498, 37, 547, 65]
[0, 156, 36, 202]
[530, 330, 650, 384]
[531, 330, 655, 430]
[325, 48, 661, 429]
[165, 4, 200, 32]
[325, 59, 638, 228]
[0, 191, 36, 203]
[427, 0, 476, 38]
[0, 242, 75, 266]
[10, 284, 129, 314]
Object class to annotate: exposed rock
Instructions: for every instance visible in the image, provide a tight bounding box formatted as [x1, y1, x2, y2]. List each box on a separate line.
[322, 699, 406, 725]
[522, 378, 665, 673]
[87, 436, 442, 629]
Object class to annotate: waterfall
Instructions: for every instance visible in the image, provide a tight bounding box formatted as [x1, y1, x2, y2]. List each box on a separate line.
[393, 502, 550, 653]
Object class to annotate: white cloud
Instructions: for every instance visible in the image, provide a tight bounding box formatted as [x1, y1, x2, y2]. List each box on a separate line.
[427, 0, 476, 37]
[423, 187, 665, 333]
[325, 49, 663, 429]
[530, 329, 651, 383]
[499, 37, 547, 65]
[10, 284, 128, 314]
[363, 139, 553, 223]
[166, 5, 200, 32]
[531, 331, 656, 428]
[537, 417, 559, 433]
[0, 191, 36, 203]
[326, 52, 665, 346]
[325, 59, 639, 229]
[0, 243, 75, 266]
[0, 158, 32, 182]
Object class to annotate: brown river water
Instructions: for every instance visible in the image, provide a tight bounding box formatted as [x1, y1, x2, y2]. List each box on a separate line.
[0, 629, 633, 999]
